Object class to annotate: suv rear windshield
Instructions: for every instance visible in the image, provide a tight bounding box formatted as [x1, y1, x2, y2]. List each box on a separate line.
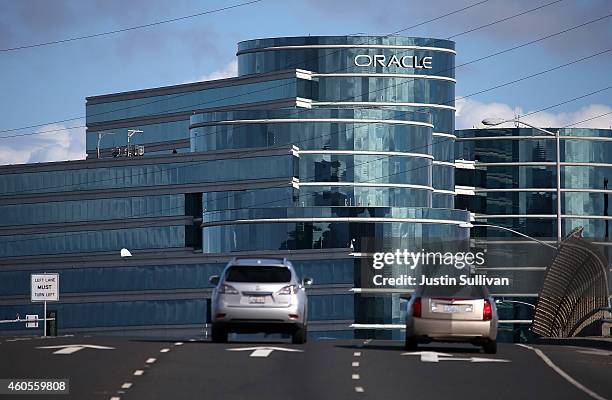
[225, 266, 292, 283]
[421, 284, 487, 298]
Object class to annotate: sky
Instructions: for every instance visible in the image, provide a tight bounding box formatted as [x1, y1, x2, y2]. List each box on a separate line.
[0, 0, 610, 165]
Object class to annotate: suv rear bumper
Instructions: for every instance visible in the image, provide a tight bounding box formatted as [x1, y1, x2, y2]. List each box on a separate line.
[212, 303, 305, 324]
[213, 320, 304, 334]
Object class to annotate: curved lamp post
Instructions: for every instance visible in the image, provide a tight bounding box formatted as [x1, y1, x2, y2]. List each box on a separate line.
[96, 131, 116, 159]
[481, 117, 561, 244]
[459, 222, 557, 250]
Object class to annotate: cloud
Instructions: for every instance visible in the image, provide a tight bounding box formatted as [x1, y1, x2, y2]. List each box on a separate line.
[183, 60, 238, 83]
[303, 0, 611, 55]
[456, 98, 612, 130]
[0, 122, 86, 166]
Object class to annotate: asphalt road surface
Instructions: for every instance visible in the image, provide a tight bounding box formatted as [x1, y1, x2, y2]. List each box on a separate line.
[1, 334, 611, 400]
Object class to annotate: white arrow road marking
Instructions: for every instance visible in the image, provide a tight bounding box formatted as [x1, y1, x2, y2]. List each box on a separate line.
[401, 351, 453, 362]
[227, 346, 303, 358]
[401, 351, 510, 363]
[36, 344, 115, 354]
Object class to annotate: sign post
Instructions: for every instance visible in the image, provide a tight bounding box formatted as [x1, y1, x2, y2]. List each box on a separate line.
[31, 273, 59, 337]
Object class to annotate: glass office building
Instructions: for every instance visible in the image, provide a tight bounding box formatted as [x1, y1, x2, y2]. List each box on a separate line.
[456, 127, 612, 340]
[0, 35, 472, 338]
[9, 35, 610, 340]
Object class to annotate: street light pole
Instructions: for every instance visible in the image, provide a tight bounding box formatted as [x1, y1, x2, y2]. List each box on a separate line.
[96, 132, 116, 159]
[482, 117, 562, 244]
[126, 129, 143, 157]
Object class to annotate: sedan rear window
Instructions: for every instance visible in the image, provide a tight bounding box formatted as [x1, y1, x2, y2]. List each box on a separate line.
[225, 266, 292, 283]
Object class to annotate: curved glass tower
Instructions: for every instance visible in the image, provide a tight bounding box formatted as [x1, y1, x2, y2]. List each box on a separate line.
[191, 36, 469, 336]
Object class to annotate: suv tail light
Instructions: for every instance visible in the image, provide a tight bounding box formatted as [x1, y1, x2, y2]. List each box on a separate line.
[412, 297, 422, 318]
[483, 299, 493, 321]
[277, 285, 298, 295]
[218, 284, 239, 295]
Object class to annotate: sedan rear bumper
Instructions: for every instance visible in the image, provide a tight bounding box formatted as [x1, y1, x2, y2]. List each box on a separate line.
[408, 317, 497, 341]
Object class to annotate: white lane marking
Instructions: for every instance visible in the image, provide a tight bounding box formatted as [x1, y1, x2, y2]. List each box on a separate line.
[352, 374, 360, 380]
[37, 344, 115, 354]
[133, 370, 144, 376]
[110, 397, 120, 400]
[517, 344, 608, 400]
[354, 352, 361, 357]
[174, 342, 183, 346]
[146, 358, 156, 364]
[227, 346, 303, 358]
[121, 383, 132, 389]
[352, 361, 360, 367]
[7, 338, 32, 342]
[160, 348, 170, 353]
[363, 339, 372, 345]
[577, 349, 612, 357]
[355, 386, 365, 393]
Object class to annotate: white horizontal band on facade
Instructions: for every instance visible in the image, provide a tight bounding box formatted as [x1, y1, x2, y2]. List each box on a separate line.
[475, 214, 612, 220]
[297, 182, 434, 190]
[432, 160, 455, 167]
[206, 118, 433, 128]
[313, 101, 456, 111]
[245, 44, 457, 54]
[455, 185, 476, 195]
[350, 288, 413, 293]
[476, 267, 547, 271]
[298, 149, 434, 159]
[350, 321, 531, 329]
[474, 161, 612, 168]
[457, 136, 612, 142]
[432, 189, 456, 195]
[455, 159, 475, 170]
[433, 132, 457, 139]
[474, 188, 612, 194]
[311, 72, 457, 83]
[202, 216, 468, 227]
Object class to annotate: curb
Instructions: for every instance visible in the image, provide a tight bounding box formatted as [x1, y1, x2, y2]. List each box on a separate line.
[535, 337, 612, 351]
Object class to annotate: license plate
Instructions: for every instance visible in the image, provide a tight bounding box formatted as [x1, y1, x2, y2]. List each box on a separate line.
[248, 296, 266, 304]
[443, 305, 461, 313]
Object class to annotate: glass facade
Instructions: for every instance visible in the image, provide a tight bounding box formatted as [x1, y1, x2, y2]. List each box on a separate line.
[456, 127, 612, 339]
[1, 35, 474, 339]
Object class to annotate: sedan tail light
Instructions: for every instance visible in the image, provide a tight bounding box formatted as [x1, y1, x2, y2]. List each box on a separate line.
[412, 297, 422, 318]
[277, 285, 298, 295]
[218, 284, 239, 295]
[483, 299, 493, 321]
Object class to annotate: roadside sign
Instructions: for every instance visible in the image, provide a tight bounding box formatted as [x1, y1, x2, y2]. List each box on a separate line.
[31, 273, 59, 302]
[25, 314, 39, 328]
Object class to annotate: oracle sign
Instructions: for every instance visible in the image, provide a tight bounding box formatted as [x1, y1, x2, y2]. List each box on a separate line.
[354, 54, 433, 69]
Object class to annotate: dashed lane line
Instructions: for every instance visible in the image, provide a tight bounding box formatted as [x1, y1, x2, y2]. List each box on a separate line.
[133, 370, 144, 376]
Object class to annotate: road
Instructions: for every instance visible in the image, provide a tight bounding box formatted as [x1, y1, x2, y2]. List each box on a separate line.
[1, 334, 611, 400]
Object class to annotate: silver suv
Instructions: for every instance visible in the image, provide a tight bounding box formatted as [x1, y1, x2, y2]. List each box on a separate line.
[209, 257, 312, 344]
